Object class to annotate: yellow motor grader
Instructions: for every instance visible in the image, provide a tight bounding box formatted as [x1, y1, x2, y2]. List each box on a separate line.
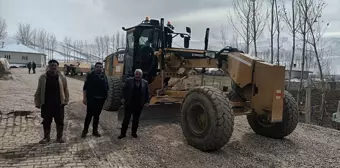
[103, 17, 298, 152]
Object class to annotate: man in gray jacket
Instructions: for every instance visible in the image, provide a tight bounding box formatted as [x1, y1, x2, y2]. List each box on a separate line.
[118, 69, 150, 139]
[34, 59, 69, 144]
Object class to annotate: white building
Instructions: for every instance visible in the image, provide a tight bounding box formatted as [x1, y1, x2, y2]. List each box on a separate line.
[0, 43, 46, 67]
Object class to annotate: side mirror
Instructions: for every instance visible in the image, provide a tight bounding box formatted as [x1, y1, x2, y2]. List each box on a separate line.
[184, 36, 190, 48]
[186, 27, 191, 34]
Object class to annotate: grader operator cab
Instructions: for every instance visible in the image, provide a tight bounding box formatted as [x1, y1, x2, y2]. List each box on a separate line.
[104, 17, 299, 152]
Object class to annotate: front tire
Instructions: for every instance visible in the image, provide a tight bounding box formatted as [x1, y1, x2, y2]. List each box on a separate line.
[181, 86, 234, 152]
[103, 76, 122, 111]
[247, 90, 298, 138]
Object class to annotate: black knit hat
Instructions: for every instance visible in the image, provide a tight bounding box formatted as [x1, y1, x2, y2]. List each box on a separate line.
[48, 59, 59, 65]
[95, 62, 103, 66]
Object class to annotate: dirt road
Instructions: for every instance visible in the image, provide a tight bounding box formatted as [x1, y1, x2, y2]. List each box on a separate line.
[2, 68, 340, 168]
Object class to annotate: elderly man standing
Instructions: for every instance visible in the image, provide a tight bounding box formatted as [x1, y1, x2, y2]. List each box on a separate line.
[81, 62, 109, 138]
[118, 69, 150, 139]
[34, 59, 69, 144]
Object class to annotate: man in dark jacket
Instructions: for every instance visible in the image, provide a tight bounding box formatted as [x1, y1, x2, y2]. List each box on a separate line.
[32, 61, 36, 74]
[81, 62, 109, 138]
[27, 62, 32, 74]
[118, 69, 150, 139]
[34, 59, 69, 144]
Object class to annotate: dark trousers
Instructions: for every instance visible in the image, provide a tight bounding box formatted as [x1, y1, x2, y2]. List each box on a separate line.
[41, 105, 65, 138]
[83, 98, 105, 133]
[33, 68, 36, 74]
[121, 104, 143, 135]
[28, 68, 31, 74]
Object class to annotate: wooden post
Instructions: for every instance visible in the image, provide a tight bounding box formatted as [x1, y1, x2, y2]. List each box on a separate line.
[304, 76, 312, 124]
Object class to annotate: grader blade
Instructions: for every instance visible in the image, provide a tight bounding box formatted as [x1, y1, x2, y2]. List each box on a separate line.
[117, 103, 181, 122]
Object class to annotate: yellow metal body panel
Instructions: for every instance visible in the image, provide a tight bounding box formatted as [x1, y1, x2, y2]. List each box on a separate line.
[104, 56, 110, 76]
[112, 56, 124, 77]
[165, 48, 205, 53]
[104, 52, 124, 77]
[251, 61, 285, 122]
[149, 96, 183, 105]
[226, 52, 261, 88]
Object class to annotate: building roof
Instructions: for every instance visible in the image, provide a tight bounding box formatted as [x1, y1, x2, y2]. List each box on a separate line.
[0, 43, 45, 55]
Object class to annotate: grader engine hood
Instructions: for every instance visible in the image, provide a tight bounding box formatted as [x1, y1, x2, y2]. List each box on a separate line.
[164, 48, 216, 74]
[165, 48, 207, 58]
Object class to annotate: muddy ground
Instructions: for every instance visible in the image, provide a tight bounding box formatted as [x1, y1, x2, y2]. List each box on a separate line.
[1, 68, 340, 168]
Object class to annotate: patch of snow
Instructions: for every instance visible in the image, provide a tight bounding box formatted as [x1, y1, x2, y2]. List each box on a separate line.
[289, 78, 303, 82]
[0, 43, 44, 55]
[9, 64, 26, 68]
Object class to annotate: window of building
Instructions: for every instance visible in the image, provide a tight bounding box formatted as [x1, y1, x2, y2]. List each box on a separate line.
[22, 56, 28, 60]
[4, 55, 10, 59]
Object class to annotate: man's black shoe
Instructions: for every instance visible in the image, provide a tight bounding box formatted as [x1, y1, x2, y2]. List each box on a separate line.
[39, 138, 50, 144]
[92, 131, 101, 137]
[131, 133, 138, 138]
[118, 134, 126, 139]
[81, 131, 87, 138]
[56, 138, 65, 143]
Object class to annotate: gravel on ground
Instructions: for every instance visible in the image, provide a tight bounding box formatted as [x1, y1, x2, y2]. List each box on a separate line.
[1, 68, 340, 168]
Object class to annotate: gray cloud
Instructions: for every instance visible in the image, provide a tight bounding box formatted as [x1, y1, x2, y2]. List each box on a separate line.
[0, 0, 339, 47]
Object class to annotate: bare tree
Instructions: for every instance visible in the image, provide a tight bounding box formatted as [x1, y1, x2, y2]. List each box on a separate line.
[50, 34, 57, 59]
[212, 24, 229, 47]
[228, 0, 253, 53]
[111, 34, 115, 53]
[31, 29, 37, 49]
[84, 40, 89, 61]
[73, 40, 79, 59]
[15, 23, 33, 45]
[250, 0, 269, 57]
[95, 36, 102, 61]
[37, 29, 47, 54]
[116, 31, 120, 49]
[46, 33, 51, 60]
[63, 37, 72, 62]
[282, 0, 300, 90]
[100, 36, 105, 60]
[304, 0, 328, 124]
[120, 32, 125, 48]
[0, 17, 8, 40]
[103, 35, 110, 56]
[274, 0, 283, 65]
[305, 0, 327, 86]
[231, 29, 240, 48]
[269, 0, 275, 63]
[296, 0, 312, 106]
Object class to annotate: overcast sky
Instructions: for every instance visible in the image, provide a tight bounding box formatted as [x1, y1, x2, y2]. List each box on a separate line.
[0, 0, 339, 47]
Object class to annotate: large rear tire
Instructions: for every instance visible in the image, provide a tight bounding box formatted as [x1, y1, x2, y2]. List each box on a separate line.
[103, 76, 122, 111]
[181, 86, 234, 152]
[247, 90, 298, 138]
